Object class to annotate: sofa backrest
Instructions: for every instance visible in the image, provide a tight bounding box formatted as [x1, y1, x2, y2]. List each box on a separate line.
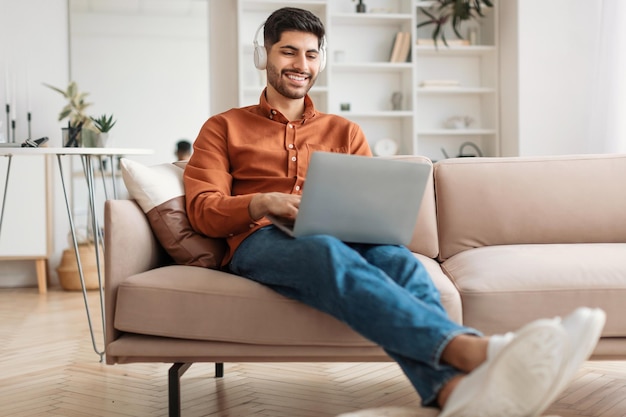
[387, 155, 439, 258]
[434, 154, 626, 261]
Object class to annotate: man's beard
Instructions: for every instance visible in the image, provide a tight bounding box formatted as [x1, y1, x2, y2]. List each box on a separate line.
[266, 62, 316, 99]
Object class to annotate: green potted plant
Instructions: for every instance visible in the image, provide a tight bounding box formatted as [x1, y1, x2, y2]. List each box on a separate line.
[417, 0, 493, 47]
[43, 80, 97, 146]
[91, 114, 117, 147]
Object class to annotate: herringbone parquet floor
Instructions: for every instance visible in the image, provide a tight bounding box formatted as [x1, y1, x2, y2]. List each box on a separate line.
[1, 287, 626, 417]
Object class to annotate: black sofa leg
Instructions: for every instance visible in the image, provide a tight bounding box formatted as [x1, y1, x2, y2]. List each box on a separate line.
[169, 363, 192, 417]
[168, 363, 224, 416]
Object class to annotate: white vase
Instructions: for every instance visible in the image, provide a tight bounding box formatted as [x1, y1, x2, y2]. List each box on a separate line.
[96, 132, 109, 147]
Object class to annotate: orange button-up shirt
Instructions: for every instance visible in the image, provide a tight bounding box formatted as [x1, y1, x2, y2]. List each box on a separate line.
[184, 91, 372, 265]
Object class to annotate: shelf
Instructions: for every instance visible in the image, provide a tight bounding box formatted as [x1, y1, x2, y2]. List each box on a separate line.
[417, 87, 496, 94]
[418, 129, 497, 135]
[331, 13, 412, 25]
[331, 62, 413, 71]
[415, 45, 496, 56]
[339, 111, 413, 118]
[241, 0, 325, 12]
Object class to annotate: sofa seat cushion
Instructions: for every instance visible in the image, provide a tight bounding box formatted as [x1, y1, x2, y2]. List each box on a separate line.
[114, 255, 460, 345]
[442, 243, 626, 336]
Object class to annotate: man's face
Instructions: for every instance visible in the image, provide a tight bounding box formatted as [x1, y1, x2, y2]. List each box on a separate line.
[266, 30, 321, 100]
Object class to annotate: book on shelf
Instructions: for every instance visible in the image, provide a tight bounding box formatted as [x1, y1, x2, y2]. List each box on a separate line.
[389, 32, 405, 62]
[389, 32, 411, 63]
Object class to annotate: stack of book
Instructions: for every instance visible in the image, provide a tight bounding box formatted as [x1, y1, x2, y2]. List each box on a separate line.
[389, 32, 412, 63]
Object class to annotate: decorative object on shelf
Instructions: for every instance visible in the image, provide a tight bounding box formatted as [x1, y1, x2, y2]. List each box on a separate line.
[374, 138, 398, 156]
[353, 0, 366, 13]
[391, 92, 403, 110]
[443, 115, 474, 129]
[91, 113, 117, 147]
[417, 0, 493, 47]
[468, 27, 478, 45]
[340, 102, 351, 111]
[441, 141, 484, 159]
[44, 81, 94, 147]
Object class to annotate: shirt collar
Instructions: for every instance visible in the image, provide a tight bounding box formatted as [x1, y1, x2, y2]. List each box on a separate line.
[258, 88, 317, 122]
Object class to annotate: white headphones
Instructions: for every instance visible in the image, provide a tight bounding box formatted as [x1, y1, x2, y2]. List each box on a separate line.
[253, 22, 327, 72]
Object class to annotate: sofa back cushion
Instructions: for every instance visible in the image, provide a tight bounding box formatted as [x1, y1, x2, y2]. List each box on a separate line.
[434, 154, 626, 261]
[387, 155, 439, 258]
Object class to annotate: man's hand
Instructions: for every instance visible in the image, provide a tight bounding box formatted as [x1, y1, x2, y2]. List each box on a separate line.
[249, 192, 301, 221]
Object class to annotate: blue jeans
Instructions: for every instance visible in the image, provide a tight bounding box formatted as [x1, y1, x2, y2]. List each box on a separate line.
[229, 226, 481, 406]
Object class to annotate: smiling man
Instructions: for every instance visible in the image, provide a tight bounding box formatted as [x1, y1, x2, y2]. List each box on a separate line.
[183, 7, 605, 416]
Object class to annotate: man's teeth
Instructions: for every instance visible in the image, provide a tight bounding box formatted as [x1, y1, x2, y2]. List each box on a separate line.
[287, 74, 306, 81]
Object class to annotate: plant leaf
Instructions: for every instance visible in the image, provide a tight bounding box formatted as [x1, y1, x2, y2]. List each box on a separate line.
[42, 83, 68, 98]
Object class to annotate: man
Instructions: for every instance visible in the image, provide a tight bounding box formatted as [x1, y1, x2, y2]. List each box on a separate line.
[175, 139, 192, 161]
[184, 7, 605, 416]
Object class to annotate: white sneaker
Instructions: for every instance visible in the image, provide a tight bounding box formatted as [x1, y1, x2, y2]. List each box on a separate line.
[439, 319, 567, 417]
[533, 307, 606, 412]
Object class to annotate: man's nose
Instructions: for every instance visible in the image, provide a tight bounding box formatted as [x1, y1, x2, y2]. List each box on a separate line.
[293, 53, 309, 71]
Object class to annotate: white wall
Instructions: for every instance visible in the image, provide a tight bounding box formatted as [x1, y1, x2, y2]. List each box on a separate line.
[69, 1, 210, 166]
[0, 0, 70, 287]
[501, 0, 603, 156]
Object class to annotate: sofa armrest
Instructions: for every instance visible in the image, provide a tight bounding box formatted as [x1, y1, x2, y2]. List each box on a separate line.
[105, 199, 166, 347]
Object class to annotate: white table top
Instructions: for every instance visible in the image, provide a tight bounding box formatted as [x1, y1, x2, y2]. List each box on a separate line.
[0, 146, 154, 156]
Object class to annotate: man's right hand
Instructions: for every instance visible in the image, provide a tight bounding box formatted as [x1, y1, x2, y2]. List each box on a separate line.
[249, 192, 301, 221]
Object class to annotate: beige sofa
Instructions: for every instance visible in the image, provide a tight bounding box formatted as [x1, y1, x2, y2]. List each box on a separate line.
[105, 153, 626, 416]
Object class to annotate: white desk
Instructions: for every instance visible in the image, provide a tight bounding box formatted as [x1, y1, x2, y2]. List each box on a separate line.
[1, 146, 153, 361]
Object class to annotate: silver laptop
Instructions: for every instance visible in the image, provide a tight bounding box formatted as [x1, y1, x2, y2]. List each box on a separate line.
[267, 152, 431, 245]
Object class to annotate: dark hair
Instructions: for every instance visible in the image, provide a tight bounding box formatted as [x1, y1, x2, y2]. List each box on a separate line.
[263, 7, 325, 50]
[176, 140, 191, 153]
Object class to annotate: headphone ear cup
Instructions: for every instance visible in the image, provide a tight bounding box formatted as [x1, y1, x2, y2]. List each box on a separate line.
[254, 44, 267, 70]
[319, 48, 326, 72]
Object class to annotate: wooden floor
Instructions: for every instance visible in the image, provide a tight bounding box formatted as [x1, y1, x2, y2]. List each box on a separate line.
[1, 288, 626, 417]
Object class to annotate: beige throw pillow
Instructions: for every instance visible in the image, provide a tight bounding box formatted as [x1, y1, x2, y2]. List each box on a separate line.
[120, 158, 225, 269]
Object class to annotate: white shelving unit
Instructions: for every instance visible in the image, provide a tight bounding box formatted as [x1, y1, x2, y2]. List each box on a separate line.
[237, 0, 499, 160]
[415, 1, 499, 160]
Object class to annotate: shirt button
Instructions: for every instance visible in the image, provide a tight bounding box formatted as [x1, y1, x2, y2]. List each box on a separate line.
[291, 156, 297, 162]
[295, 185, 301, 191]
[288, 144, 294, 149]
[288, 124, 293, 129]
[271, 110, 277, 115]
[269, 115, 273, 120]
[249, 224, 255, 228]
[228, 233, 234, 237]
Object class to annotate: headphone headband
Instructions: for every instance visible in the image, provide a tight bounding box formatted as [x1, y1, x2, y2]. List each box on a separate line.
[252, 23, 327, 72]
